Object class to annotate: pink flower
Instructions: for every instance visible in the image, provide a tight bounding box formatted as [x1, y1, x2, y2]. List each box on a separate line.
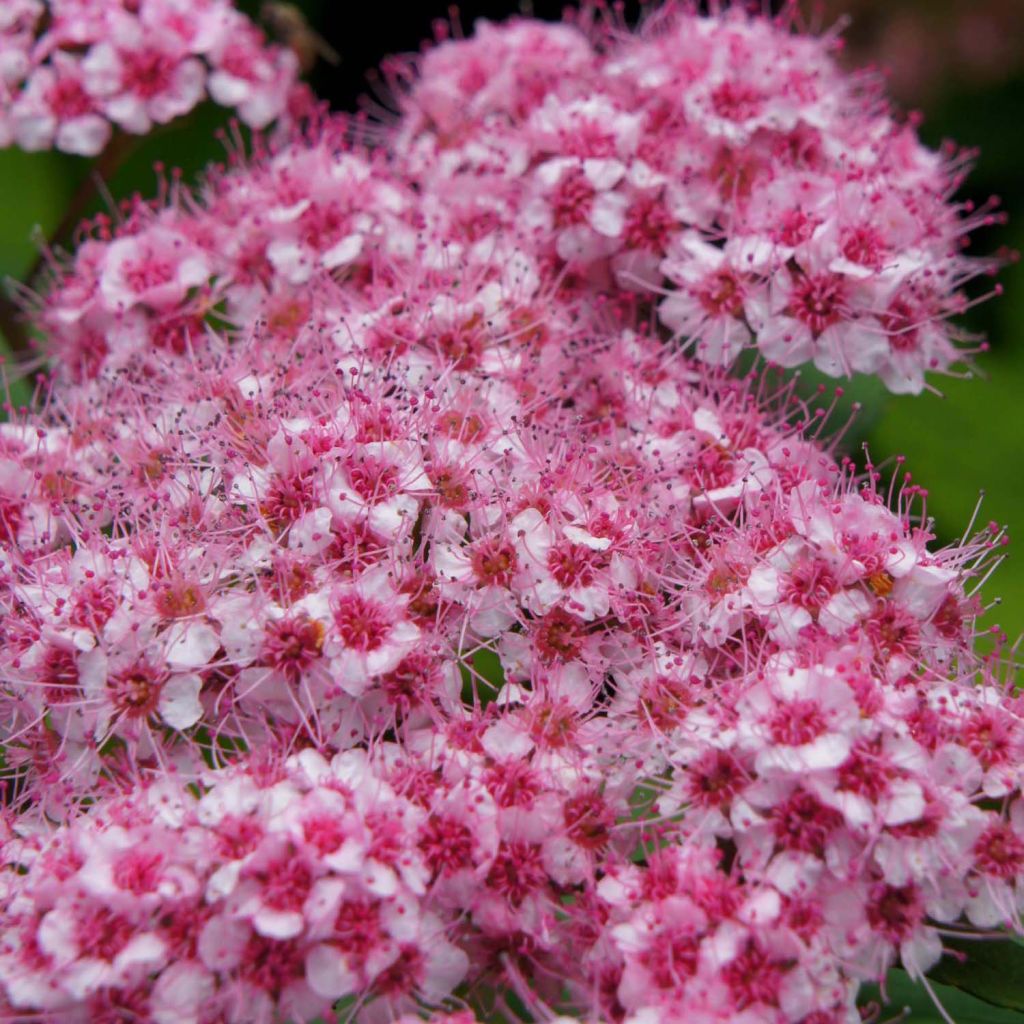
[745, 536, 871, 642]
[746, 249, 886, 374]
[82, 20, 205, 134]
[11, 53, 109, 155]
[325, 441, 427, 542]
[81, 650, 204, 736]
[99, 227, 210, 312]
[139, 0, 233, 56]
[511, 506, 613, 620]
[788, 480, 921, 586]
[37, 899, 168, 1001]
[660, 234, 753, 365]
[207, 22, 298, 128]
[521, 156, 630, 263]
[737, 659, 861, 774]
[325, 568, 421, 696]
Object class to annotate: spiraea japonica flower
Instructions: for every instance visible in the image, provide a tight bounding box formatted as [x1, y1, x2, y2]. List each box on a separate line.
[0, 0, 304, 156]
[392, 5, 1005, 394]
[0, 3, 1020, 1024]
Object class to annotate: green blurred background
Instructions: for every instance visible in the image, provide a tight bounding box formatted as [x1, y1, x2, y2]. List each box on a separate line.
[2, 0, 1022, 645]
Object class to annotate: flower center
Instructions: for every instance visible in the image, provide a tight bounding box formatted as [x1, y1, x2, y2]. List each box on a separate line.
[788, 272, 845, 335]
[121, 47, 175, 99]
[110, 662, 164, 718]
[698, 269, 745, 318]
[471, 538, 517, 586]
[262, 614, 325, 678]
[768, 698, 828, 746]
[46, 77, 94, 119]
[551, 171, 596, 229]
[333, 593, 390, 651]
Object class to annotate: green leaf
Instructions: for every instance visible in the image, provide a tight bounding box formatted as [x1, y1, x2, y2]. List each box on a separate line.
[929, 937, 1024, 1013]
[859, 965, 1024, 1024]
[867, 220, 1024, 648]
[472, 648, 506, 691]
[460, 647, 506, 706]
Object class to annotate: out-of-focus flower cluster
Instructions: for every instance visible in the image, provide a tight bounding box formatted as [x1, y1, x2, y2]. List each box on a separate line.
[0, 0, 302, 156]
[0, 4, 1019, 1024]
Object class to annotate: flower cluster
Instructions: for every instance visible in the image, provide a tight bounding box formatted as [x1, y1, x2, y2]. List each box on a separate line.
[1, 752, 473, 1023]
[393, 9, 1003, 393]
[0, 0, 302, 156]
[0, 4, 1019, 1024]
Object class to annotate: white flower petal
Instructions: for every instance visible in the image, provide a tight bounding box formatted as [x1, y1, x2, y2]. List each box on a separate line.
[159, 673, 204, 730]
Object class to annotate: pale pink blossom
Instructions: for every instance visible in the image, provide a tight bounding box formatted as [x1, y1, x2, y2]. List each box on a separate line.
[99, 227, 210, 312]
[11, 53, 109, 154]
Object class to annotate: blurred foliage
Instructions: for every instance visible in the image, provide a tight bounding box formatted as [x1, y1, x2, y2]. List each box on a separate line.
[930, 937, 1024, 1013]
[860, 967, 1024, 1024]
[867, 79, 1024, 646]
[813, 0, 1024, 105]
[804, 0, 1024, 643]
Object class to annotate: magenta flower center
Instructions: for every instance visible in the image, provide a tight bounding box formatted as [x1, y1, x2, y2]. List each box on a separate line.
[788, 272, 846, 334]
[333, 593, 390, 651]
